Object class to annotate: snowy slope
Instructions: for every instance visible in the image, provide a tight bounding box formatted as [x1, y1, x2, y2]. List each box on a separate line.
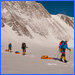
[1, 25, 74, 74]
[1, 1, 74, 40]
[1, 1, 74, 74]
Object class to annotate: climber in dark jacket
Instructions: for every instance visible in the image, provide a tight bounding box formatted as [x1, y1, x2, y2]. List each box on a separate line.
[21, 42, 27, 55]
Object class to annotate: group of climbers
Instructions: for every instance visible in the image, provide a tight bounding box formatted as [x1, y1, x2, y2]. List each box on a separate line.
[8, 40, 71, 62]
[8, 42, 27, 55]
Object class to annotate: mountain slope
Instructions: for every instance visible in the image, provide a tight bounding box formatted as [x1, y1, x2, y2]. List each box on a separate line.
[1, 1, 74, 41]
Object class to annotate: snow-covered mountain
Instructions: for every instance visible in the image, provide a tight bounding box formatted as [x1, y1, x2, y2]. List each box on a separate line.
[1, 1, 74, 74]
[1, 1, 74, 41]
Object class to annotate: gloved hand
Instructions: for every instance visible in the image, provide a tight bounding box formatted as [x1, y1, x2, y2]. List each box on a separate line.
[69, 49, 71, 51]
[59, 48, 61, 52]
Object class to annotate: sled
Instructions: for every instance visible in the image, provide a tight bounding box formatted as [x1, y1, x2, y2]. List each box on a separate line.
[41, 55, 52, 59]
[5, 50, 9, 52]
[5, 50, 13, 53]
[15, 51, 20, 54]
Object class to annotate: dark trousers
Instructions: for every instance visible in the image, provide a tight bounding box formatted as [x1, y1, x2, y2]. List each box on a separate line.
[61, 48, 66, 57]
[9, 47, 11, 50]
[23, 49, 26, 52]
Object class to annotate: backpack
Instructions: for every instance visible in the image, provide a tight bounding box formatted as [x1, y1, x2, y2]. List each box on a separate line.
[22, 43, 26, 49]
[59, 41, 64, 48]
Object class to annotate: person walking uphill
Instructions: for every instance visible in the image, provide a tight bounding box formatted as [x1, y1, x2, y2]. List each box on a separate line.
[59, 41, 71, 63]
[8, 43, 12, 52]
[21, 42, 27, 55]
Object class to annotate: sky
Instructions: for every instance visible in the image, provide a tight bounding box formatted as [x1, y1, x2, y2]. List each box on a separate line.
[36, 1, 74, 17]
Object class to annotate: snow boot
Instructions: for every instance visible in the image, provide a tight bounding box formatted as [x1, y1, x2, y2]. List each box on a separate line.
[59, 58, 63, 62]
[64, 60, 68, 63]
[59, 56, 63, 62]
[64, 57, 67, 63]
[22, 52, 26, 55]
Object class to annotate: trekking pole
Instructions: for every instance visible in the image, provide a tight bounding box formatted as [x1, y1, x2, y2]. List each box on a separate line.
[54, 51, 58, 57]
[27, 48, 32, 55]
[57, 51, 60, 58]
[68, 51, 71, 61]
[29, 50, 31, 55]
[54, 50, 60, 58]
[26, 46, 28, 49]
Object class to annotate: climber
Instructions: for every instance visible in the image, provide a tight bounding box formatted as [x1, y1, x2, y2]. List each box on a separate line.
[59, 40, 71, 63]
[8, 43, 12, 52]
